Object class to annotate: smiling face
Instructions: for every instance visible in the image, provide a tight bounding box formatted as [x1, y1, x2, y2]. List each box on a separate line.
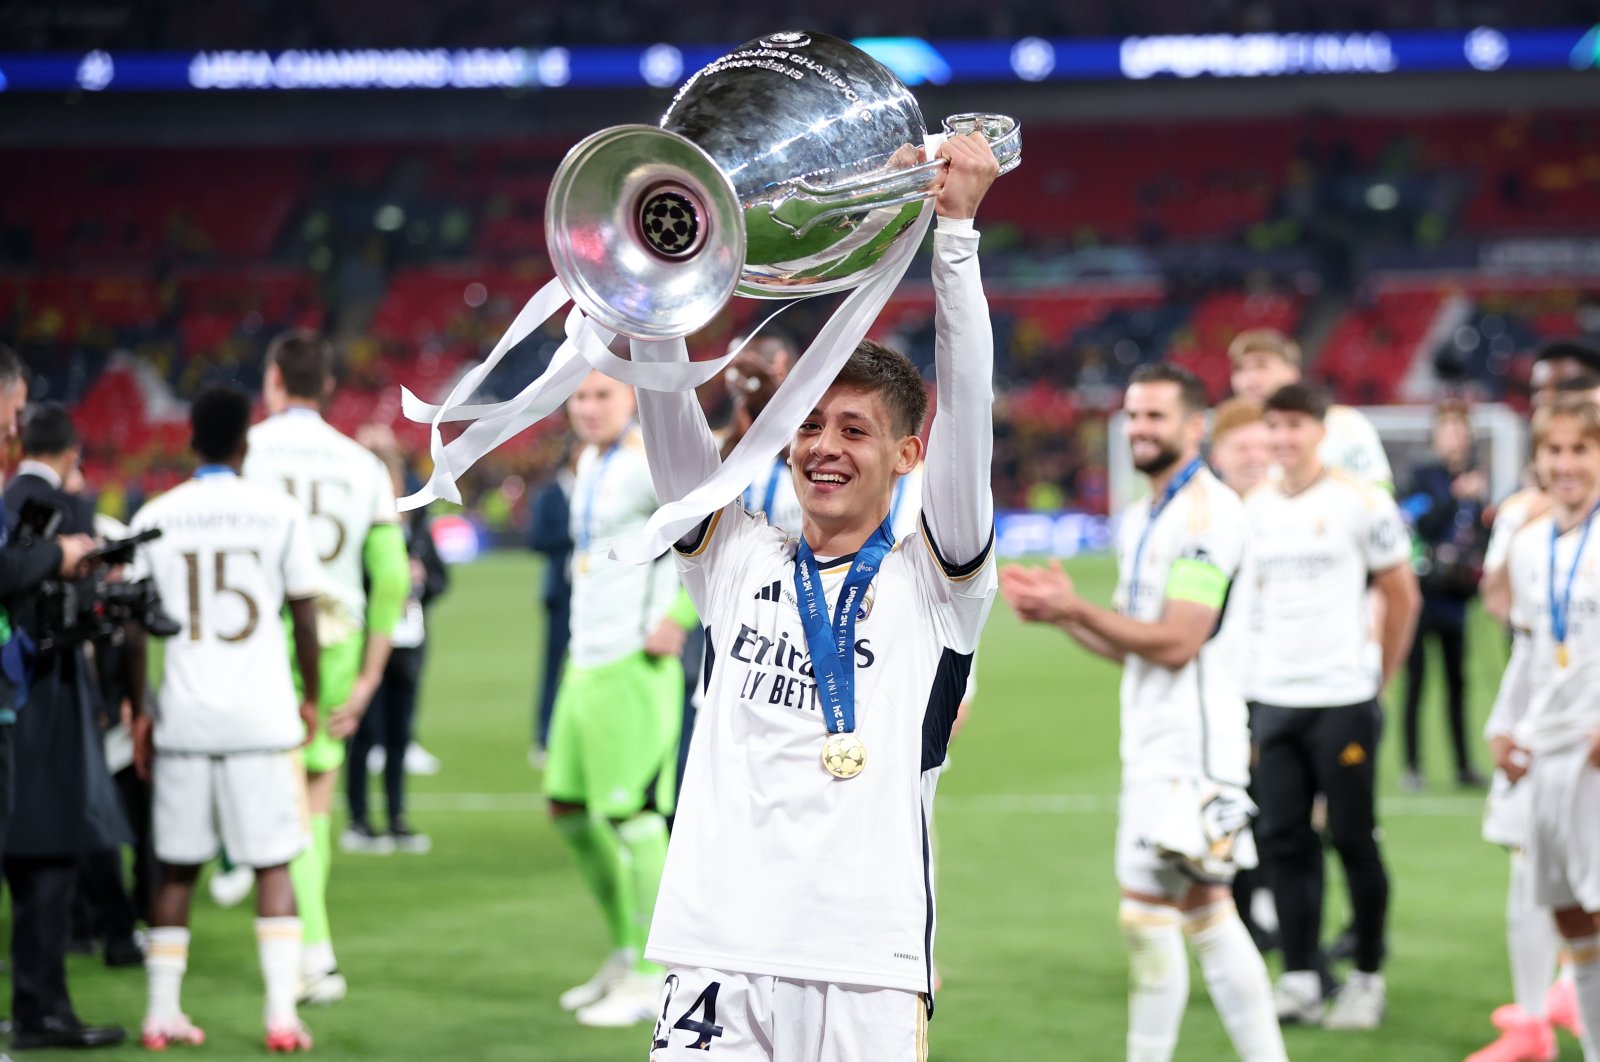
[792, 383, 920, 536]
[1265, 408, 1326, 480]
[1124, 380, 1203, 477]
[566, 370, 636, 447]
[1211, 420, 1273, 495]
[1231, 350, 1301, 404]
[1535, 411, 1600, 513]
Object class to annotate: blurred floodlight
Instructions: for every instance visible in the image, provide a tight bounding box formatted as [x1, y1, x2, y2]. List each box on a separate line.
[536, 48, 571, 87]
[1011, 37, 1056, 81]
[1365, 183, 1400, 210]
[1465, 28, 1510, 70]
[77, 50, 114, 90]
[641, 44, 683, 88]
[374, 205, 406, 232]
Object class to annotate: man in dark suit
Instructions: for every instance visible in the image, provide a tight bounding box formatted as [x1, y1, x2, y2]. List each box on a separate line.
[527, 454, 573, 762]
[2, 397, 127, 1050]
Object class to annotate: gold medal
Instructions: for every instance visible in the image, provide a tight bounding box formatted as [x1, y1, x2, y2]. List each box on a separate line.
[821, 732, 867, 780]
[1558, 643, 1570, 669]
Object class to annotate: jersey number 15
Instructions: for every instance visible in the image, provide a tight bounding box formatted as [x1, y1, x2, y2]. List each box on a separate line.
[182, 549, 262, 643]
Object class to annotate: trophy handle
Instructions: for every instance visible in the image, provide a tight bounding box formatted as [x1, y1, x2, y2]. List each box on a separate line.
[771, 114, 1021, 239]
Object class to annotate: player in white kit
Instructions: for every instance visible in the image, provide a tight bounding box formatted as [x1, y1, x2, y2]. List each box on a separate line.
[1494, 396, 1600, 1062]
[631, 133, 997, 1061]
[546, 370, 689, 1029]
[1002, 364, 1286, 1062]
[243, 331, 410, 1004]
[1244, 383, 1419, 1031]
[129, 386, 323, 1052]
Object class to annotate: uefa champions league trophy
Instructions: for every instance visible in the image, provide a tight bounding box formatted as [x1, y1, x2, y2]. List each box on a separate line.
[401, 31, 1019, 556]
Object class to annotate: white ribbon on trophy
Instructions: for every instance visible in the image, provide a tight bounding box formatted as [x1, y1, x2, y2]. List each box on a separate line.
[396, 31, 1019, 563]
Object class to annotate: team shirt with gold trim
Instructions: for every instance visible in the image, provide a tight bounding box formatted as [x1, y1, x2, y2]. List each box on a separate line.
[129, 472, 322, 753]
[646, 505, 994, 994]
[243, 409, 398, 639]
[1114, 468, 1252, 786]
[1506, 513, 1600, 755]
[1243, 470, 1411, 707]
[567, 426, 681, 668]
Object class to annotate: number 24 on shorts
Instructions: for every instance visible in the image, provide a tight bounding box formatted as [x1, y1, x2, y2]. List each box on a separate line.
[652, 975, 725, 1052]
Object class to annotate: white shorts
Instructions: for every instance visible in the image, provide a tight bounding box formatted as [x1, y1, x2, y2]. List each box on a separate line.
[649, 967, 928, 1062]
[1482, 769, 1532, 848]
[1526, 747, 1600, 912]
[153, 750, 309, 869]
[1116, 777, 1256, 899]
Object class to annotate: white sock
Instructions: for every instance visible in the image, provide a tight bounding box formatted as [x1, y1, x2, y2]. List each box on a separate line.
[302, 938, 336, 978]
[1183, 902, 1288, 1062]
[1507, 852, 1560, 1018]
[1120, 899, 1188, 1062]
[1569, 935, 1600, 1061]
[145, 926, 191, 1022]
[258, 917, 303, 1026]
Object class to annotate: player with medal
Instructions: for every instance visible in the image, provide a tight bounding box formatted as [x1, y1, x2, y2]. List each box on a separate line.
[1491, 396, 1600, 1059]
[631, 133, 999, 1061]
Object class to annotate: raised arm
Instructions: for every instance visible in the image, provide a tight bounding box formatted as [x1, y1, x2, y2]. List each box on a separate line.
[920, 134, 999, 570]
[632, 337, 720, 506]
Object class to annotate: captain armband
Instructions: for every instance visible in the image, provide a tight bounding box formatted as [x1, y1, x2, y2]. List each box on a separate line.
[1165, 558, 1229, 609]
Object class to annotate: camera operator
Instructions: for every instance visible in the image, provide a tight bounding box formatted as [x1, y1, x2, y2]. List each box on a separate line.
[0, 388, 128, 1051]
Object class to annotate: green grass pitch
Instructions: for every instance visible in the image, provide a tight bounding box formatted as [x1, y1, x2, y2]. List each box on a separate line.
[10, 550, 1577, 1060]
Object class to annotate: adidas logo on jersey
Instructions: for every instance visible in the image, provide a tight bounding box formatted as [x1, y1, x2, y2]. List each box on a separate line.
[753, 581, 783, 602]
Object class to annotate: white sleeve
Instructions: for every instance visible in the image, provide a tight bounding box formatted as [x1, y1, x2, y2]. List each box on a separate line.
[1485, 628, 1531, 739]
[918, 217, 995, 575]
[282, 506, 323, 600]
[632, 337, 720, 506]
[369, 452, 399, 526]
[1483, 496, 1527, 574]
[1362, 490, 1411, 573]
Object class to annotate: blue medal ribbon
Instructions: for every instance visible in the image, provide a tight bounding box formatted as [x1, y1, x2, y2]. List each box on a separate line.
[1548, 498, 1600, 655]
[1127, 457, 1205, 614]
[793, 518, 895, 737]
[194, 464, 236, 479]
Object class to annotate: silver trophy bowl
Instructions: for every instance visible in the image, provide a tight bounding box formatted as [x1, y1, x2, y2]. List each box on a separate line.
[546, 31, 1021, 340]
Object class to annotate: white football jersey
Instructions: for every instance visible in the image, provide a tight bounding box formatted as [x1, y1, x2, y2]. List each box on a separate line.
[646, 504, 996, 994]
[243, 409, 397, 637]
[1507, 512, 1600, 755]
[1113, 468, 1252, 787]
[1485, 488, 1547, 574]
[130, 471, 322, 753]
[1244, 470, 1411, 707]
[1320, 404, 1393, 489]
[568, 426, 680, 668]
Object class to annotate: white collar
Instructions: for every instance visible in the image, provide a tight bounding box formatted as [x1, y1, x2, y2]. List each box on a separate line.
[16, 459, 62, 489]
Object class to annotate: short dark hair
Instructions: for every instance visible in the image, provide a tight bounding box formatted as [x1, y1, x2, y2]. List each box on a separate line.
[832, 338, 928, 437]
[20, 402, 77, 456]
[265, 329, 333, 400]
[191, 385, 252, 463]
[1264, 382, 1329, 421]
[1128, 362, 1207, 415]
[1555, 373, 1600, 394]
[1535, 338, 1600, 374]
[0, 343, 25, 389]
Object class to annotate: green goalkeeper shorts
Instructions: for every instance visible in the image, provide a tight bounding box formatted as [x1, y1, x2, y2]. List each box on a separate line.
[291, 633, 363, 775]
[544, 650, 684, 820]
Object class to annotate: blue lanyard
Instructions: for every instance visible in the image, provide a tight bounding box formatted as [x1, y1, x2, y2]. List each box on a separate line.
[1128, 458, 1205, 612]
[194, 464, 236, 479]
[1548, 499, 1600, 648]
[743, 456, 786, 515]
[577, 435, 623, 553]
[793, 519, 895, 736]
